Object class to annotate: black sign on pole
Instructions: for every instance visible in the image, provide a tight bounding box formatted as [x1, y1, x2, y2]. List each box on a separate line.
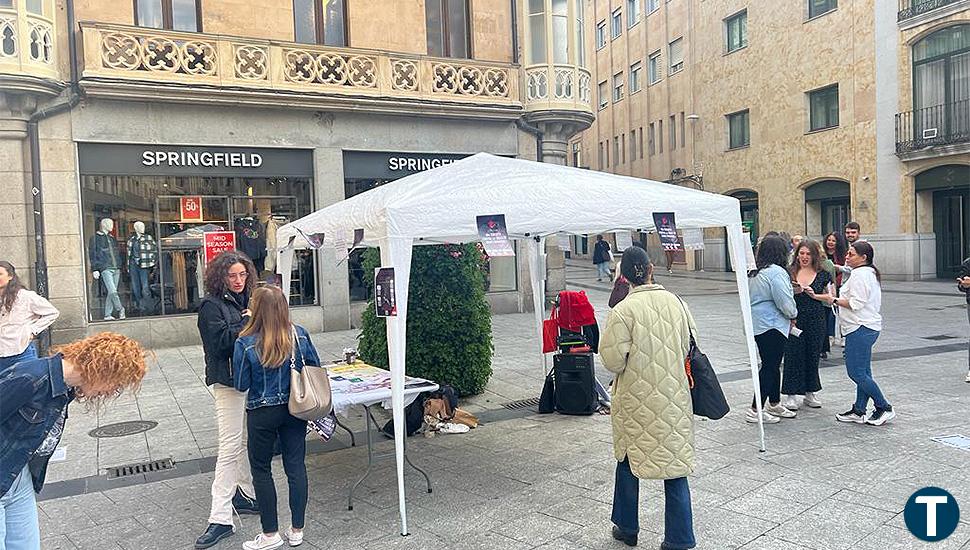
[652, 212, 682, 251]
[375, 267, 397, 317]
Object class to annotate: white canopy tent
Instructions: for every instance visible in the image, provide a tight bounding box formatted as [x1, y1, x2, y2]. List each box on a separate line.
[276, 153, 766, 535]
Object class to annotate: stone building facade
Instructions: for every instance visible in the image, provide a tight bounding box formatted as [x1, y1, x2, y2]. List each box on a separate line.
[573, 0, 969, 279]
[1, 0, 592, 347]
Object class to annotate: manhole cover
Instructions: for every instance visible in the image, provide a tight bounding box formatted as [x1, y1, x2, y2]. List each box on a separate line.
[89, 420, 157, 438]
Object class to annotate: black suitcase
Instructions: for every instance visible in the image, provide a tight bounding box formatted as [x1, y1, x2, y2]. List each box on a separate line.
[553, 353, 597, 415]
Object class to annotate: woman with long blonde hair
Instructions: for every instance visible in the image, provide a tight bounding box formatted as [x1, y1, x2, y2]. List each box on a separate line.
[233, 286, 321, 550]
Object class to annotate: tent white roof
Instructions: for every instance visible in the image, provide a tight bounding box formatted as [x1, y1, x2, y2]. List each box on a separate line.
[277, 153, 744, 246]
[276, 153, 765, 537]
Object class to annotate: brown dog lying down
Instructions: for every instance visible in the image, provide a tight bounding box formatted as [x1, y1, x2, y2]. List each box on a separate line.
[423, 397, 479, 436]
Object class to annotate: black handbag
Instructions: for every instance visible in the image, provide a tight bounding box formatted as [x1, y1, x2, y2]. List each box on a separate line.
[538, 372, 556, 414]
[676, 298, 730, 420]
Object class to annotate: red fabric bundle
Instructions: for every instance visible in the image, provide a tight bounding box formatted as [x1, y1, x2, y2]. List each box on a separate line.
[556, 290, 596, 332]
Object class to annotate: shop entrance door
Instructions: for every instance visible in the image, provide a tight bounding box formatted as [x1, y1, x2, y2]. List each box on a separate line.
[933, 188, 969, 279]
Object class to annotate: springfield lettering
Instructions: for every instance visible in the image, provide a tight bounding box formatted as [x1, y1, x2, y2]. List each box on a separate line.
[142, 151, 264, 168]
[388, 157, 456, 172]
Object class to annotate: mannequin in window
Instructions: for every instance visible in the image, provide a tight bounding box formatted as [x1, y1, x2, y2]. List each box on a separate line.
[89, 218, 125, 320]
[127, 221, 157, 312]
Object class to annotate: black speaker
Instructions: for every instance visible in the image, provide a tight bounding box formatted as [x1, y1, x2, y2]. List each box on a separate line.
[553, 353, 597, 415]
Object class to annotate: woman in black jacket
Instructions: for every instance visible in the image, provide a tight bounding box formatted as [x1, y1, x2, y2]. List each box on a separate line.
[195, 251, 261, 550]
[959, 257, 970, 383]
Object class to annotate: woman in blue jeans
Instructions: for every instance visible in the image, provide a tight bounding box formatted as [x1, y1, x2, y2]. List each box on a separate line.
[0, 333, 146, 550]
[233, 286, 321, 550]
[812, 241, 895, 426]
[0, 261, 59, 373]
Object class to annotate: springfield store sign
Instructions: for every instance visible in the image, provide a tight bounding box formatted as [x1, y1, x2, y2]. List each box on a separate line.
[77, 143, 314, 177]
[343, 151, 477, 180]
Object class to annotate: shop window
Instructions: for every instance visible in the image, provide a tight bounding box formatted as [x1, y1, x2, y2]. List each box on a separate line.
[426, 0, 470, 58]
[134, 0, 201, 32]
[80, 175, 317, 322]
[293, 0, 347, 47]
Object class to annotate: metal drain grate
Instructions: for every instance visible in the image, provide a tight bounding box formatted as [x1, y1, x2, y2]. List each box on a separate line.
[89, 420, 158, 438]
[502, 397, 540, 410]
[923, 334, 958, 341]
[107, 458, 175, 479]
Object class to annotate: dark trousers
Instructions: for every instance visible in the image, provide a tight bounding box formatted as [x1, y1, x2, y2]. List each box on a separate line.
[753, 329, 786, 406]
[246, 405, 308, 534]
[611, 458, 695, 549]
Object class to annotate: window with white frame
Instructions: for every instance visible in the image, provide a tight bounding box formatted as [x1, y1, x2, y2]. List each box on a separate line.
[596, 20, 607, 49]
[648, 50, 662, 83]
[527, 0, 546, 64]
[725, 10, 747, 53]
[551, 0, 568, 64]
[808, 0, 837, 19]
[646, 0, 659, 13]
[613, 72, 624, 102]
[627, 0, 639, 27]
[630, 61, 642, 93]
[575, 0, 585, 66]
[611, 8, 622, 39]
[598, 81, 608, 110]
[668, 38, 684, 73]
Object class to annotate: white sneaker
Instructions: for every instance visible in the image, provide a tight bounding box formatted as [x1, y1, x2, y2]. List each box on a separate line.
[243, 533, 284, 550]
[765, 403, 796, 418]
[965, 371, 970, 383]
[745, 408, 780, 424]
[118, 309, 126, 320]
[782, 395, 801, 411]
[283, 528, 303, 547]
[803, 392, 822, 408]
[103, 315, 116, 321]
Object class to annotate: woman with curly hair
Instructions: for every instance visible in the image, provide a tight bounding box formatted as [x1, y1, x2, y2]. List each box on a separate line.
[0, 261, 59, 372]
[195, 251, 261, 550]
[0, 332, 146, 548]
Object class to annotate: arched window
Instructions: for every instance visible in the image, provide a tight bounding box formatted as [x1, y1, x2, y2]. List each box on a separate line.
[913, 25, 970, 112]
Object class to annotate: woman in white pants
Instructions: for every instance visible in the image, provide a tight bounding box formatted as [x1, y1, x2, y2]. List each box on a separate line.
[195, 251, 261, 549]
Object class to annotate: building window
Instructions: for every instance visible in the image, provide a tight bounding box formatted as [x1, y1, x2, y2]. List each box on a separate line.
[668, 37, 684, 73]
[575, 0, 586, 66]
[552, 0, 568, 64]
[808, 0, 837, 19]
[527, 0, 547, 64]
[647, 0, 659, 13]
[426, 0, 470, 58]
[598, 141, 605, 169]
[135, 0, 201, 31]
[639, 127, 645, 157]
[611, 8, 622, 39]
[725, 10, 747, 53]
[613, 72, 624, 102]
[293, 0, 347, 47]
[648, 123, 656, 155]
[912, 24, 970, 144]
[809, 84, 839, 131]
[627, 0, 639, 27]
[669, 115, 677, 150]
[630, 130, 637, 160]
[658, 118, 664, 153]
[621, 134, 626, 163]
[728, 109, 750, 149]
[606, 138, 610, 167]
[572, 142, 581, 167]
[598, 80, 608, 110]
[630, 61, 642, 93]
[25, 0, 42, 14]
[613, 137, 620, 165]
[680, 112, 686, 147]
[596, 20, 607, 49]
[648, 50, 662, 84]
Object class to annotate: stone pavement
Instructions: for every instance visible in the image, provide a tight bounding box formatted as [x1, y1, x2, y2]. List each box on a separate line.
[35, 265, 970, 550]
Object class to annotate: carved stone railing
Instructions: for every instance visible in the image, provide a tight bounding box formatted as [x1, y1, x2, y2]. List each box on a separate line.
[0, 7, 59, 85]
[523, 64, 592, 114]
[80, 22, 520, 111]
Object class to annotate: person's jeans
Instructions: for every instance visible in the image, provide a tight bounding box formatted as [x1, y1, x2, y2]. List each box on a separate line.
[99, 268, 124, 318]
[844, 326, 890, 412]
[612, 458, 695, 549]
[247, 404, 308, 534]
[826, 307, 836, 338]
[208, 385, 255, 526]
[0, 343, 37, 374]
[753, 329, 786, 406]
[0, 465, 40, 550]
[966, 308, 969, 371]
[595, 262, 610, 280]
[129, 264, 151, 310]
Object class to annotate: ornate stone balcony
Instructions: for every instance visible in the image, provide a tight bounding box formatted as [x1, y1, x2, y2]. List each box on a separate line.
[524, 64, 592, 114]
[78, 22, 522, 119]
[0, 6, 61, 95]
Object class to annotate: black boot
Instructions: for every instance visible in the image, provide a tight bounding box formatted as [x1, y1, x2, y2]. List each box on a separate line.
[232, 487, 259, 515]
[195, 523, 234, 549]
[612, 525, 638, 547]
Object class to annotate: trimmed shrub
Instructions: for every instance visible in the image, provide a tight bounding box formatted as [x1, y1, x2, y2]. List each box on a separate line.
[358, 243, 494, 396]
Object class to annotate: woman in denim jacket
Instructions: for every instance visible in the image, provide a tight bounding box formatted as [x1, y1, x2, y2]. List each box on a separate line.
[233, 286, 321, 550]
[0, 333, 146, 549]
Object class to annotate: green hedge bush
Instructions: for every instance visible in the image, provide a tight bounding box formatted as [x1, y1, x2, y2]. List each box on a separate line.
[357, 244, 494, 396]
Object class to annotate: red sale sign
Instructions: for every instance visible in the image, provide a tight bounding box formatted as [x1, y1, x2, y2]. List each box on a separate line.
[180, 196, 203, 222]
[203, 231, 236, 265]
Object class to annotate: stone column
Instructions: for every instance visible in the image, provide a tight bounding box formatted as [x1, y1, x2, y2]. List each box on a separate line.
[0, 92, 35, 283]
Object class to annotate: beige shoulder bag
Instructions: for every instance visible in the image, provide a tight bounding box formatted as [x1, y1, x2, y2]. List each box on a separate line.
[288, 326, 333, 420]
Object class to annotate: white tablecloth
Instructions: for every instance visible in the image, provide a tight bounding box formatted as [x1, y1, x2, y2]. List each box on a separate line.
[327, 363, 438, 417]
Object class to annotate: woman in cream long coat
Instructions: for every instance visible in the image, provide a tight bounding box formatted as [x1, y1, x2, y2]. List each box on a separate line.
[600, 246, 696, 549]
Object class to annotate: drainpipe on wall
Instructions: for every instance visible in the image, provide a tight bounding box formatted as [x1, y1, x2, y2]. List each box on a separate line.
[510, 0, 519, 65]
[28, 0, 82, 353]
[516, 118, 543, 161]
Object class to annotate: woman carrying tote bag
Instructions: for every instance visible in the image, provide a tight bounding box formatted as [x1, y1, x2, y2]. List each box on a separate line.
[233, 286, 322, 550]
